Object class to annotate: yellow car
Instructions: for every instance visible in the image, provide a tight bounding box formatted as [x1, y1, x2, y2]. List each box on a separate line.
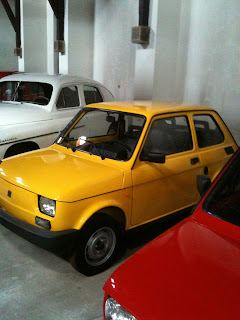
[0, 102, 237, 275]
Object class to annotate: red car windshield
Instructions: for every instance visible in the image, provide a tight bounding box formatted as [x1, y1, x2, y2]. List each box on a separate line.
[203, 151, 240, 226]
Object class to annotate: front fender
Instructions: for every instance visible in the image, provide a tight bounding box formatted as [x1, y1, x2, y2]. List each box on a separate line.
[54, 188, 132, 232]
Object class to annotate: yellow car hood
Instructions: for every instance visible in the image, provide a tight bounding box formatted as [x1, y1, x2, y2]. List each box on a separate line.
[0, 149, 124, 202]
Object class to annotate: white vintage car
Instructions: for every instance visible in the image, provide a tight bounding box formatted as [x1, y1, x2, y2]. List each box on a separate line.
[0, 73, 113, 159]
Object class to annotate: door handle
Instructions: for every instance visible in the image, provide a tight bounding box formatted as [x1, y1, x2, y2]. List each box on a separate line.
[225, 146, 234, 155]
[190, 157, 199, 165]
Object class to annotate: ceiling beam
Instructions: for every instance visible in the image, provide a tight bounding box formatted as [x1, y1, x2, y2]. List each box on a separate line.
[1, 0, 22, 56]
[1, 0, 16, 31]
[48, 0, 64, 41]
[139, 0, 150, 26]
[48, 0, 65, 53]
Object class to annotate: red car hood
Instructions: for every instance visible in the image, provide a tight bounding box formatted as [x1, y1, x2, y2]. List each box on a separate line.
[104, 218, 240, 320]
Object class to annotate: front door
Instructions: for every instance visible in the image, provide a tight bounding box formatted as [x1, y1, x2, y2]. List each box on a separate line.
[131, 113, 201, 226]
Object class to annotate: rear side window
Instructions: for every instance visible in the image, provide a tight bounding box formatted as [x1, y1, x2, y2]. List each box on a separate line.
[193, 114, 224, 148]
[83, 85, 103, 105]
[57, 86, 80, 109]
[142, 115, 193, 156]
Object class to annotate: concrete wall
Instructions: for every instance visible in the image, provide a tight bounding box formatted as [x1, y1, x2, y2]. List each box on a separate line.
[1, 0, 239, 143]
[67, 0, 94, 77]
[0, 0, 94, 77]
[183, 0, 240, 140]
[153, 0, 191, 102]
[134, 0, 159, 100]
[93, 0, 138, 100]
[0, 0, 18, 71]
[21, 0, 47, 73]
[151, 0, 240, 141]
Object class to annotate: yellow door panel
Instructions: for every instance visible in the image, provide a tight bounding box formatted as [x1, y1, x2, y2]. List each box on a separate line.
[131, 152, 201, 226]
[131, 113, 201, 226]
[192, 112, 238, 181]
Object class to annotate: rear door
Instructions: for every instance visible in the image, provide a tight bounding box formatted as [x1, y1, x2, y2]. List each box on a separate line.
[192, 111, 238, 181]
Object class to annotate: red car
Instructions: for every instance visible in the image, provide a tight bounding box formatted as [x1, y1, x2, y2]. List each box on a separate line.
[0, 71, 17, 79]
[103, 148, 240, 320]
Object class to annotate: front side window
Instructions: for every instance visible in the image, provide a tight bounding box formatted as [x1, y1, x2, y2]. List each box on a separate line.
[193, 114, 224, 148]
[141, 115, 193, 157]
[56, 86, 80, 109]
[59, 108, 145, 161]
[203, 152, 240, 226]
[0, 81, 53, 105]
[83, 85, 103, 105]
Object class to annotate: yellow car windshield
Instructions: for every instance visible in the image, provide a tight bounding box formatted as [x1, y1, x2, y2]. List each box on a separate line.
[60, 108, 146, 161]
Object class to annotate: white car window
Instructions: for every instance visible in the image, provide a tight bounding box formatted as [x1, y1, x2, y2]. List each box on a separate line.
[83, 85, 103, 105]
[56, 86, 80, 109]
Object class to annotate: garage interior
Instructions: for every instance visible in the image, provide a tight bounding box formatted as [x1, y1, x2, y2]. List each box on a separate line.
[0, 0, 240, 319]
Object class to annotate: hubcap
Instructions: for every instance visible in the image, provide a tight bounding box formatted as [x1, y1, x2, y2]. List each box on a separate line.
[85, 227, 116, 267]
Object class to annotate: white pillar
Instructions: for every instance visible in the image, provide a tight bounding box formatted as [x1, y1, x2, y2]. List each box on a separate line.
[20, 0, 47, 72]
[59, 0, 94, 76]
[18, 0, 24, 71]
[134, 0, 159, 100]
[93, 0, 137, 100]
[47, 2, 58, 75]
[59, 0, 69, 75]
[152, 0, 190, 102]
[0, 1, 18, 71]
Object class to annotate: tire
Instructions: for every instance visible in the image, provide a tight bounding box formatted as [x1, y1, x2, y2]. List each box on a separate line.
[71, 214, 123, 276]
[5, 143, 39, 158]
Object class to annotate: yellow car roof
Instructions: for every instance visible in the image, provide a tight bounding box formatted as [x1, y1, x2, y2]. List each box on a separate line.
[85, 101, 214, 117]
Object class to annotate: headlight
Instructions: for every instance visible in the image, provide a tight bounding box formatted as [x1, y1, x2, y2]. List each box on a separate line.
[105, 297, 136, 320]
[39, 196, 56, 217]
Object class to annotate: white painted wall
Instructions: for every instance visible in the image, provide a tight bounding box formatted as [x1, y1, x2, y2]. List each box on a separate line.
[152, 0, 191, 102]
[151, 0, 240, 142]
[0, 0, 18, 71]
[93, 0, 138, 100]
[67, 0, 94, 77]
[0, 0, 94, 77]
[1, 0, 239, 144]
[21, 0, 47, 72]
[46, 1, 58, 75]
[134, 0, 159, 100]
[184, 0, 240, 141]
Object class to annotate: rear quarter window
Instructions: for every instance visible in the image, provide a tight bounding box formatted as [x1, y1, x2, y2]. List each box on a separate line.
[83, 85, 103, 105]
[193, 114, 224, 148]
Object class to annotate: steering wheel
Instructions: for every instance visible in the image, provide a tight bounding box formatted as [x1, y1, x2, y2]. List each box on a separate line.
[111, 140, 131, 152]
[33, 96, 49, 105]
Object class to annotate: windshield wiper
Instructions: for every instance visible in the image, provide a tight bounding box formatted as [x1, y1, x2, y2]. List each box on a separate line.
[75, 139, 105, 160]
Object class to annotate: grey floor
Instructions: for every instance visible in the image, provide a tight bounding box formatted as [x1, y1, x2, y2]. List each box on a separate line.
[0, 210, 190, 320]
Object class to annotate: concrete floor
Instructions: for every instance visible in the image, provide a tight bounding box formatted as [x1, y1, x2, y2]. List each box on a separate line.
[0, 210, 190, 320]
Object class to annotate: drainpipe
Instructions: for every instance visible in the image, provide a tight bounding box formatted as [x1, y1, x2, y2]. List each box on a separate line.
[132, 0, 150, 45]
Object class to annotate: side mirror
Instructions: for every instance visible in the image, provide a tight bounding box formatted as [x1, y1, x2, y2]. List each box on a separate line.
[197, 175, 211, 197]
[140, 152, 166, 163]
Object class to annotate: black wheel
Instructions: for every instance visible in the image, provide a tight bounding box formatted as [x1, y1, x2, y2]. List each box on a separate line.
[71, 214, 123, 276]
[4, 142, 39, 158]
